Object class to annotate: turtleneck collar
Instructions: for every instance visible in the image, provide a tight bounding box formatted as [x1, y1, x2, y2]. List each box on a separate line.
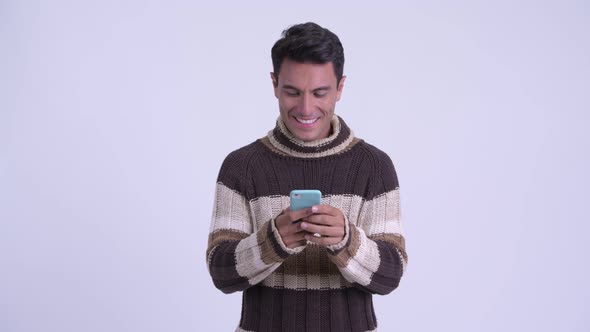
[264, 115, 357, 158]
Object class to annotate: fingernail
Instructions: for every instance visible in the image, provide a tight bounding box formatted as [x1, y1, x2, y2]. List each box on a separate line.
[301, 222, 307, 229]
[311, 206, 318, 213]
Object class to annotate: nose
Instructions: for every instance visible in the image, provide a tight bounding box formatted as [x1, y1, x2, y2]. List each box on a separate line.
[299, 93, 313, 115]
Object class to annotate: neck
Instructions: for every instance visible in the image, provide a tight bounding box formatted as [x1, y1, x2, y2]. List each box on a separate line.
[264, 115, 357, 158]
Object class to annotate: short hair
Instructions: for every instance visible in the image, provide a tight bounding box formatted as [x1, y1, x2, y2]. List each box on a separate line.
[271, 22, 345, 84]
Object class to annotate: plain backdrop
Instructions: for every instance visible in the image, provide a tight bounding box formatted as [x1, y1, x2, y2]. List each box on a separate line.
[1, 1, 589, 331]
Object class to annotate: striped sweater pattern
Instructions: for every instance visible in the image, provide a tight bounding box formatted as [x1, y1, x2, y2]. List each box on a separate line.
[207, 115, 407, 332]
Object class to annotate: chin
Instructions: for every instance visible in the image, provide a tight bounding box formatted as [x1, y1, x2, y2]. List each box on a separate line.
[283, 117, 329, 142]
[297, 135, 317, 142]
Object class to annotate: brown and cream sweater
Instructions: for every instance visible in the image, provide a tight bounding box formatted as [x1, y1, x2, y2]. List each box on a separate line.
[207, 115, 407, 332]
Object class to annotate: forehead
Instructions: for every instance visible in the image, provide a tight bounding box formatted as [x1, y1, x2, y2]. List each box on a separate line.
[277, 58, 337, 87]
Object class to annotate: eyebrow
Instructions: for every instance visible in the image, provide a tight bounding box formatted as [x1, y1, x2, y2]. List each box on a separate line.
[282, 85, 332, 92]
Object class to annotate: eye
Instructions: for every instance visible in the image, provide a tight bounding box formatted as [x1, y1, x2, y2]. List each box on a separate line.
[284, 89, 299, 96]
[314, 91, 328, 98]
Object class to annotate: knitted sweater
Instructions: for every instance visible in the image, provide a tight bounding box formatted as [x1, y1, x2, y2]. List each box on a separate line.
[207, 115, 407, 332]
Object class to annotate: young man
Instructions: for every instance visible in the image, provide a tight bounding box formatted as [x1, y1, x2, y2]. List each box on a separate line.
[207, 22, 407, 332]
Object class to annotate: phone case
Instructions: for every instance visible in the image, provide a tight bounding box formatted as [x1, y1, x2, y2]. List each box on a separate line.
[290, 190, 322, 211]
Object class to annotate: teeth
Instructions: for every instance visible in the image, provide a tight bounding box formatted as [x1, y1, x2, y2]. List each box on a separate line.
[295, 117, 318, 124]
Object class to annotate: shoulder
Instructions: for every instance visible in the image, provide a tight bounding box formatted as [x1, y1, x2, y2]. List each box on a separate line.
[217, 141, 265, 190]
[354, 141, 396, 171]
[354, 140, 399, 195]
[221, 141, 265, 168]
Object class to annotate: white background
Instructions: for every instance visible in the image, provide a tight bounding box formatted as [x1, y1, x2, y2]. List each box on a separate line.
[1, 1, 589, 331]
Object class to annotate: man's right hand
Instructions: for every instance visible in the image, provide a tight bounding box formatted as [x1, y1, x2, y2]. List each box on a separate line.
[274, 207, 314, 248]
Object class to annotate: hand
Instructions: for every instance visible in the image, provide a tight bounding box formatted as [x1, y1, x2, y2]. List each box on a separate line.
[300, 205, 346, 246]
[274, 207, 315, 248]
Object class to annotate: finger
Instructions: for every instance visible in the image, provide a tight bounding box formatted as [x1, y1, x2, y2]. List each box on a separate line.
[289, 221, 314, 238]
[304, 214, 336, 226]
[301, 222, 344, 238]
[277, 208, 309, 226]
[303, 214, 344, 226]
[304, 233, 339, 246]
[284, 228, 308, 242]
[284, 236, 308, 248]
[288, 206, 315, 222]
[292, 224, 308, 234]
[276, 212, 310, 237]
[308, 204, 340, 217]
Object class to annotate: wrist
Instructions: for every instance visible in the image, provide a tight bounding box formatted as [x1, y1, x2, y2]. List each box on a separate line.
[327, 217, 351, 253]
[271, 216, 305, 255]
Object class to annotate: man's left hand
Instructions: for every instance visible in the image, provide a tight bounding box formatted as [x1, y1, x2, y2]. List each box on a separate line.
[300, 205, 346, 246]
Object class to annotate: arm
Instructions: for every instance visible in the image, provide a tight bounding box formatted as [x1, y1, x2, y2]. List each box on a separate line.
[326, 153, 407, 295]
[206, 150, 311, 294]
[326, 192, 407, 295]
[206, 182, 305, 294]
[299, 192, 406, 296]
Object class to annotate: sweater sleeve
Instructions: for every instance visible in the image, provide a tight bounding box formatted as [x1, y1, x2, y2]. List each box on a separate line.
[326, 151, 407, 295]
[206, 150, 304, 294]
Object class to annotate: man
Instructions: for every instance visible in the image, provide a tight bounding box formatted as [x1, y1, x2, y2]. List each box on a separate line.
[207, 22, 407, 332]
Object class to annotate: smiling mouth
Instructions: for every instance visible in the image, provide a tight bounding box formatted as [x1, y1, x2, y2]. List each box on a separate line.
[294, 117, 319, 124]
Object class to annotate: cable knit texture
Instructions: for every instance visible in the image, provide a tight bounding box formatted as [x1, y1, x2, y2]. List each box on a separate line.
[207, 115, 407, 332]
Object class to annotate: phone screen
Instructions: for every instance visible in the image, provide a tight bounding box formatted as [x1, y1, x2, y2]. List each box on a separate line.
[290, 190, 321, 211]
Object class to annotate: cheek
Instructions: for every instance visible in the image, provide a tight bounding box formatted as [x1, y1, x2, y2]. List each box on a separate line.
[319, 94, 338, 109]
[279, 98, 297, 112]
[319, 100, 336, 113]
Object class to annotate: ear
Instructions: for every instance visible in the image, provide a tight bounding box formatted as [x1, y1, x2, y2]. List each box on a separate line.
[335, 75, 346, 102]
[270, 72, 279, 98]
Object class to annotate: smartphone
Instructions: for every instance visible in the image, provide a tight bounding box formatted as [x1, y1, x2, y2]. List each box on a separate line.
[290, 190, 322, 211]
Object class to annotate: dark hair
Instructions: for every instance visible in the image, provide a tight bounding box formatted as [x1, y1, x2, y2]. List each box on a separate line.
[271, 22, 345, 84]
